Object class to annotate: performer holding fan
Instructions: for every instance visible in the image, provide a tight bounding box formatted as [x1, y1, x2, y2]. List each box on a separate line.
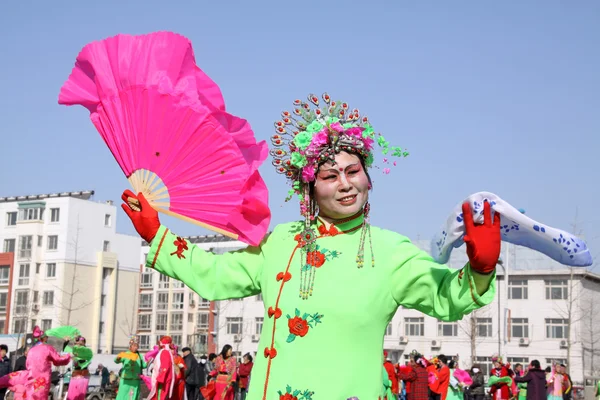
[59, 31, 591, 400]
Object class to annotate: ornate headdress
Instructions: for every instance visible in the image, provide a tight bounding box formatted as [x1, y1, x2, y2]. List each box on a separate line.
[270, 93, 408, 299]
[129, 335, 139, 346]
[159, 336, 173, 348]
[32, 325, 46, 340]
[491, 353, 503, 364]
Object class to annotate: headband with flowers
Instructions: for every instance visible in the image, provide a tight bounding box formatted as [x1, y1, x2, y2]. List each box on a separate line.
[270, 93, 409, 209]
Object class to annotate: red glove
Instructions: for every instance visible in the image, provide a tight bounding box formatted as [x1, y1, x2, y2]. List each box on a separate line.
[462, 200, 501, 274]
[121, 190, 161, 243]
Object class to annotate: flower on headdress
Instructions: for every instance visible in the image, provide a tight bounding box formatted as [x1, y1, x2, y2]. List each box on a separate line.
[362, 124, 375, 138]
[305, 120, 324, 134]
[365, 153, 374, 167]
[294, 132, 313, 150]
[310, 129, 330, 148]
[301, 165, 316, 182]
[329, 122, 344, 133]
[291, 152, 308, 168]
[344, 127, 364, 139]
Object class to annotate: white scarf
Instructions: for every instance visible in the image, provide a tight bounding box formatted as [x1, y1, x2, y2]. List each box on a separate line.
[431, 192, 592, 267]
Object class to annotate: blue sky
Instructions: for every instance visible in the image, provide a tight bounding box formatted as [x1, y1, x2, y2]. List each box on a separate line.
[1, 1, 598, 264]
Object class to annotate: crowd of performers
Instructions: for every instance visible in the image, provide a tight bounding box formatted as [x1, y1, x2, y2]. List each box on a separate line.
[0, 325, 254, 400]
[381, 352, 580, 400]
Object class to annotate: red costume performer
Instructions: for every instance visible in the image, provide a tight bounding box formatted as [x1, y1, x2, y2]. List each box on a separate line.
[383, 351, 399, 395]
[490, 355, 511, 400]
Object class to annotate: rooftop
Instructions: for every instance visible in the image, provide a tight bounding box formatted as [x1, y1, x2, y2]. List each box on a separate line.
[0, 190, 95, 203]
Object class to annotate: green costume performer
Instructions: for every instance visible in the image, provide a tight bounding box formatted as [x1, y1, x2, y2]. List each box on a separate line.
[115, 336, 147, 400]
[123, 93, 502, 399]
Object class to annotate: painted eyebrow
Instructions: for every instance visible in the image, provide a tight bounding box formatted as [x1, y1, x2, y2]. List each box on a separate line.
[319, 163, 360, 173]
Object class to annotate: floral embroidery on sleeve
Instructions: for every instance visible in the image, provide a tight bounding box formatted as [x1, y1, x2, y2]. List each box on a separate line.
[286, 308, 324, 343]
[170, 237, 188, 259]
[278, 385, 315, 399]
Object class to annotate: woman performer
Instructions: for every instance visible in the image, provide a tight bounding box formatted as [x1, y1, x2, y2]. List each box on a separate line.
[115, 336, 147, 400]
[121, 93, 501, 399]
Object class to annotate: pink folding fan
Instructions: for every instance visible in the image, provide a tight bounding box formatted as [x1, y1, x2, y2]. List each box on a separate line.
[58, 31, 270, 245]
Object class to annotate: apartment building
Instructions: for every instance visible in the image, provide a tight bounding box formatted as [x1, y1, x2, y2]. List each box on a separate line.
[0, 190, 141, 354]
[137, 235, 248, 355]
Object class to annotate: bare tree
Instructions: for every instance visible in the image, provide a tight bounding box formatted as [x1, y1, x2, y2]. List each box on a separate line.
[54, 215, 95, 326]
[458, 305, 493, 366]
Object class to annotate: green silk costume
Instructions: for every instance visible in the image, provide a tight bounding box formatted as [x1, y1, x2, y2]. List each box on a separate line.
[114, 351, 147, 400]
[146, 214, 496, 400]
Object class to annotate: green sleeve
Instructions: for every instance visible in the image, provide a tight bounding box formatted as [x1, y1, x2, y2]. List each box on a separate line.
[114, 356, 122, 364]
[140, 355, 147, 369]
[146, 225, 266, 300]
[389, 235, 496, 321]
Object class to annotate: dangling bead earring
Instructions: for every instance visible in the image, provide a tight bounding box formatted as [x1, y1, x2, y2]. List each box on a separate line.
[356, 201, 374, 268]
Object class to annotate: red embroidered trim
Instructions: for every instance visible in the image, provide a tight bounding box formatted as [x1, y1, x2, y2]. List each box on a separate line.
[151, 229, 169, 269]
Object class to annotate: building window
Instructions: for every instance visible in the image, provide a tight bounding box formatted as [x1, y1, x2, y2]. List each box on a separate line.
[197, 312, 209, 329]
[139, 293, 153, 309]
[475, 356, 492, 376]
[188, 314, 193, 323]
[170, 313, 183, 331]
[138, 314, 152, 330]
[42, 291, 54, 306]
[158, 274, 169, 289]
[33, 291, 39, 304]
[545, 358, 567, 366]
[477, 318, 493, 337]
[0, 293, 7, 312]
[226, 317, 243, 334]
[171, 334, 182, 346]
[404, 317, 425, 336]
[47, 235, 58, 251]
[18, 207, 44, 221]
[18, 236, 32, 259]
[155, 313, 168, 331]
[13, 318, 27, 334]
[386, 323, 393, 336]
[546, 318, 569, 339]
[18, 264, 30, 286]
[139, 335, 150, 350]
[3, 239, 15, 253]
[104, 214, 111, 227]
[545, 279, 568, 300]
[103, 240, 110, 252]
[5, 212, 17, 226]
[511, 318, 529, 338]
[140, 269, 153, 288]
[37, 236, 43, 247]
[46, 263, 56, 278]
[172, 280, 184, 289]
[198, 297, 210, 309]
[172, 293, 184, 310]
[437, 321, 458, 337]
[508, 357, 529, 365]
[256, 317, 263, 334]
[50, 208, 60, 222]
[0, 320, 5, 333]
[0, 267, 9, 285]
[41, 319, 52, 331]
[157, 293, 169, 310]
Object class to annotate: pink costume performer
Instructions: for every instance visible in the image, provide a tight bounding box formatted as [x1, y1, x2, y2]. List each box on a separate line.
[27, 326, 72, 400]
[147, 336, 175, 400]
[0, 370, 30, 399]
